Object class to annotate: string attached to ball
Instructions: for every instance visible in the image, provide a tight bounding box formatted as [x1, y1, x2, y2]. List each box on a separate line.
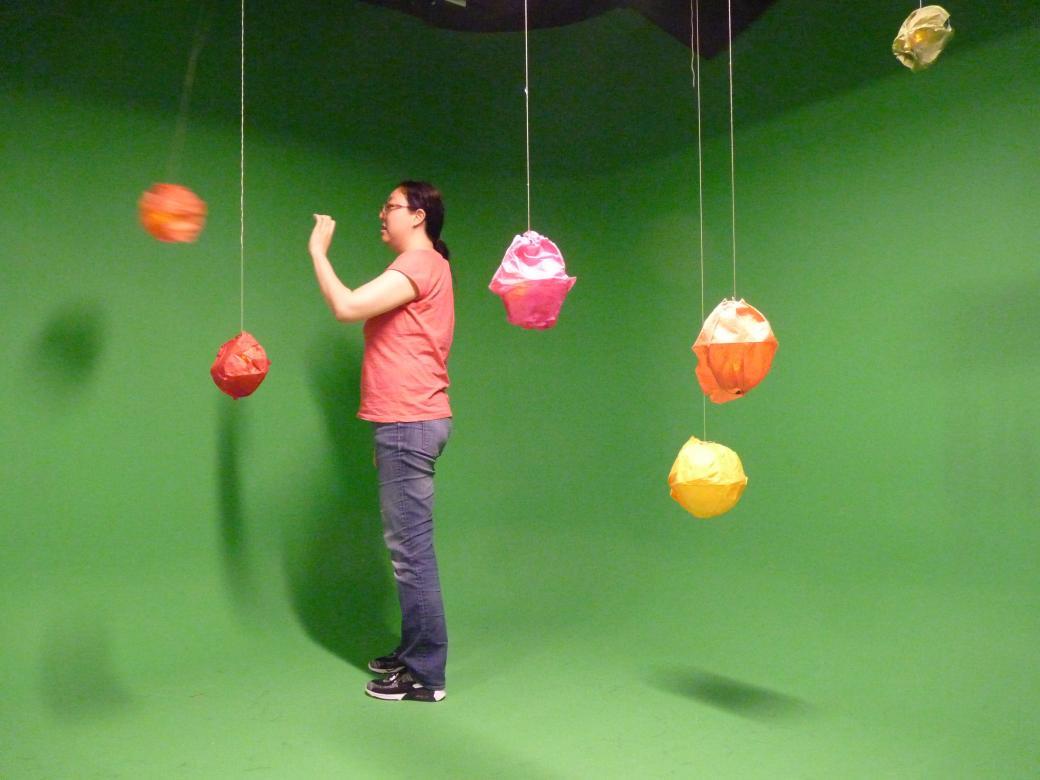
[211, 0, 270, 400]
[487, 0, 577, 330]
[671, 0, 778, 520]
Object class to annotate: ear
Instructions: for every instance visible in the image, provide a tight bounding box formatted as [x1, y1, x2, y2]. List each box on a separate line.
[411, 208, 426, 227]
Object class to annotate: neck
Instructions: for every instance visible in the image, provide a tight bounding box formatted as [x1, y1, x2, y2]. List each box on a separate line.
[401, 232, 435, 253]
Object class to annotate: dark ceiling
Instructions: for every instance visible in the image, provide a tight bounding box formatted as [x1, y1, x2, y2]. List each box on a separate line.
[0, 0, 1033, 175]
[359, 0, 778, 57]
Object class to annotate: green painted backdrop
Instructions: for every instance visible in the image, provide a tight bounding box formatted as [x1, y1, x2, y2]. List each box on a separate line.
[2, 2, 1038, 777]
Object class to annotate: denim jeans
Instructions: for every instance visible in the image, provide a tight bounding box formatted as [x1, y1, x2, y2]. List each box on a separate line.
[371, 417, 453, 689]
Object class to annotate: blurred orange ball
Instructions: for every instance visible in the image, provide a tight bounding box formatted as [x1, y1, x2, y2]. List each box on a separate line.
[139, 183, 207, 242]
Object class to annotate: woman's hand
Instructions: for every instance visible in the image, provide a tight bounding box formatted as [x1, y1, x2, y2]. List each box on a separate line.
[309, 213, 336, 259]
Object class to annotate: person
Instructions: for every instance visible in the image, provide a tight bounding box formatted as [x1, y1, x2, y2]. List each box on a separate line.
[307, 181, 455, 703]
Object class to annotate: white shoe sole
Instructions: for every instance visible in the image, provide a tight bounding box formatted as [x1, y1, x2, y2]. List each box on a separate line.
[364, 686, 446, 702]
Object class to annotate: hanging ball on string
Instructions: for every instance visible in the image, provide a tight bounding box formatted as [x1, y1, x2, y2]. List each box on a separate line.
[139, 183, 207, 242]
[668, 436, 748, 519]
[893, 5, 954, 72]
[693, 298, 778, 404]
[489, 230, 576, 330]
[211, 331, 270, 399]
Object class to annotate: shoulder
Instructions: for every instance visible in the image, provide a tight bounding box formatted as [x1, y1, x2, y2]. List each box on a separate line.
[389, 249, 448, 298]
[393, 248, 446, 265]
[390, 249, 449, 279]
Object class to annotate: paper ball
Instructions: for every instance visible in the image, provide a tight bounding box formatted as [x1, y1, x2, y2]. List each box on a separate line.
[489, 230, 576, 329]
[211, 331, 270, 399]
[693, 298, 778, 404]
[893, 5, 954, 72]
[139, 183, 207, 242]
[668, 436, 748, 519]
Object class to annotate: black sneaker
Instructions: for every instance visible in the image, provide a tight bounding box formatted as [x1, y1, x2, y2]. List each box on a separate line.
[365, 669, 446, 702]
[367, 651, 405, 675]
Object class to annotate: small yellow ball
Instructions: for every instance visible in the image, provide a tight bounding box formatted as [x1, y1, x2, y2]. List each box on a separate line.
[668, 436, 748, 519]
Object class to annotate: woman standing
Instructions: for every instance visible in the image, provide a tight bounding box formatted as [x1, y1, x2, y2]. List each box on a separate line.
[307, 181, 455, 703]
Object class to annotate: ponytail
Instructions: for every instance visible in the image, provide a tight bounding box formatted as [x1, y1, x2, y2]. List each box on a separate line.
[399, 180, 450, 261]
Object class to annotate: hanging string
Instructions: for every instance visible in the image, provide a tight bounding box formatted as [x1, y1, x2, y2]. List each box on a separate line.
[239, 0, 246, 332]
[166, 5, 212, 182]
[690, 0, 707, 441]
[727, 0, 737, 300]
[523, 0, 532, 232]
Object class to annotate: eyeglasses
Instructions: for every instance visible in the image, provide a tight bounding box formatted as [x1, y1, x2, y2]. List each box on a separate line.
[380, 202, 412, 216]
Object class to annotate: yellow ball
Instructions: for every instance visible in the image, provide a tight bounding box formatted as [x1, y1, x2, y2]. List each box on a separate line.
[668, 436, 748, 518]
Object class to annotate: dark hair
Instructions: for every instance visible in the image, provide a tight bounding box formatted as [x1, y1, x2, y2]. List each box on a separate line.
[398, 180, 450, 260]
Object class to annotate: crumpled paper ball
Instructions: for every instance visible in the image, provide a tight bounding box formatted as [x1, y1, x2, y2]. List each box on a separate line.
[693, 298, 778, 404]
[893, 5, 954, 72]
[211, 331, 270, 399]
[139, 183, 207, 242]
[668, 436, 748, 519]
[489, 230, 576, 330]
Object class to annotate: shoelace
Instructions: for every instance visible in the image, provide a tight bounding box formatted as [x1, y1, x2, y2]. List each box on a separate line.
[382, 669, 427, 690]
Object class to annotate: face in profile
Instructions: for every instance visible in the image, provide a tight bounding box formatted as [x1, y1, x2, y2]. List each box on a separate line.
[379, 187, 423, 251]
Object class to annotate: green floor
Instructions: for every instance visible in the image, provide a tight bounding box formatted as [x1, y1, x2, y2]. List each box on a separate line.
[5, 537, 1038, 777]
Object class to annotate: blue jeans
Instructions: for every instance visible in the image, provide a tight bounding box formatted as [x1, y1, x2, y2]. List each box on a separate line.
[371, 418, 453, 689]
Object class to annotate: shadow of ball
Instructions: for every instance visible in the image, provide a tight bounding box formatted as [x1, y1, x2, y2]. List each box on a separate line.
[34, 302, 106, 392]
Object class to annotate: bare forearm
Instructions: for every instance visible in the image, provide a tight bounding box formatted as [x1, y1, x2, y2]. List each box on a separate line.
[311, 252, 354, 320]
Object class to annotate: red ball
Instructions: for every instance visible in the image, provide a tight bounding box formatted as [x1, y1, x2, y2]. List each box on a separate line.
[139, 183, 207, 242]
[211, 331, 270, 399]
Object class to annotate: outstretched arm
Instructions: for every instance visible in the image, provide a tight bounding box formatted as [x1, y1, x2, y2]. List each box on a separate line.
[308, 214, 418, 323]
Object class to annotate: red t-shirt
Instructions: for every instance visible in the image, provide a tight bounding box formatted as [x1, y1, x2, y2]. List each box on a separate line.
[358, 248, 454, 422]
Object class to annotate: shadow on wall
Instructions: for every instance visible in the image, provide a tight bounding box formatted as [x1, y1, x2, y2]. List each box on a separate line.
[39, 606, 135, 723]
[281, 332, 396, 671]
[29, 300, 106, 402]
[215, 397, 259, 618]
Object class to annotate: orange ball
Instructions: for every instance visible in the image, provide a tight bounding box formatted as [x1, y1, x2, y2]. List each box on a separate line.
[139, 183, 207, 242]
[693, 298, 778, 404]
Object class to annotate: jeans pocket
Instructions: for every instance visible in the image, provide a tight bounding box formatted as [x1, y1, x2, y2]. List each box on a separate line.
[423, 418, 452, 458]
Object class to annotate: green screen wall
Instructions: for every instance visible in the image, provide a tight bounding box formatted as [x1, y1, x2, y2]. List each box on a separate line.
[2, 2, 1038, 777]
